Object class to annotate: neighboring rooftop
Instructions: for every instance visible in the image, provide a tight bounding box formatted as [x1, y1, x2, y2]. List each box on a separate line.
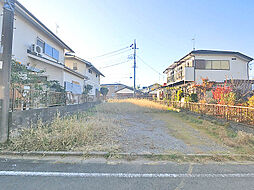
[164, 49, 254, 73]
[192, 50, 253, 61]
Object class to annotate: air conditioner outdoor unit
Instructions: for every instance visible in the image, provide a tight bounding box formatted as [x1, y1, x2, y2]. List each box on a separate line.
[31, 44, 43, 55]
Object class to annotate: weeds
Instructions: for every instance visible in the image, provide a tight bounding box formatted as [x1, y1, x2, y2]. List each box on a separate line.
[0, 112, 122, 152]
[176, 112, 254, 154]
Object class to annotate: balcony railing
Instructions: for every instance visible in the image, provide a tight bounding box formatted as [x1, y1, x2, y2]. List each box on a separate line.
[167, 67, 195, 84]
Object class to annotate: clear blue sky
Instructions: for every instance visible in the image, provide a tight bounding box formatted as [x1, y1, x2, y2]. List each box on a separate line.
[19, 0, 254, 87]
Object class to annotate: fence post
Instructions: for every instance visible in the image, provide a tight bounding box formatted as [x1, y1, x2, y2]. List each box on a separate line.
[45, 91, 48, 107]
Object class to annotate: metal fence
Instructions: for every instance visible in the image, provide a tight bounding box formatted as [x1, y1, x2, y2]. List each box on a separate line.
[10, 88, 93, 111]
[155, 100, 254, 125]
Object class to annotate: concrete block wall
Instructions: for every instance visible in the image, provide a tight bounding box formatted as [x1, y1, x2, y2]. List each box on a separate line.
[10, 102, 98, 129]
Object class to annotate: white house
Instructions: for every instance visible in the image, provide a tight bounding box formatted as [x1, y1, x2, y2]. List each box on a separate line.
[65, 54, 104, 100]
[163, 50, 253, 86]
[0, 1, 76, 86]
[0, 0, 90, 96]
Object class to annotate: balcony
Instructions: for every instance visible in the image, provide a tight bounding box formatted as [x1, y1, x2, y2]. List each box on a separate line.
[167, 67, 194, 85]
[184, 67, 194, 81]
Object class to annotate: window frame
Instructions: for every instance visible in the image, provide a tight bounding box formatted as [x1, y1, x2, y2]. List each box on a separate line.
[36, 38, 45, 53]
[195, 59, 230, 70]
[44, 42, 60, 61]
[73, 62, 78, 70]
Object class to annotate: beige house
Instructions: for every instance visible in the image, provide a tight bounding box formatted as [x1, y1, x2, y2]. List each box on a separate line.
[100, 83, 126, 99]
[0, 0, 92, 96]
[163, 50, 253, 87]
[65, 54, 104, 100]
[0, 1, 78, 86]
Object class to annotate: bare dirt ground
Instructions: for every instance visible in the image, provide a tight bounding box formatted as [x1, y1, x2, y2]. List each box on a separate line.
[113, 112, 229, 154]
[97, 101, 230, 154]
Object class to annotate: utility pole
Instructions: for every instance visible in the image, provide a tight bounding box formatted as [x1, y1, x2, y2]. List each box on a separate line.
[131, 39, 137, 97]
[0, 0, 15, 143]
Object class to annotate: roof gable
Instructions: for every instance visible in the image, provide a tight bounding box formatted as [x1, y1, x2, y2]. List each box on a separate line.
[15, 1, 74, 53]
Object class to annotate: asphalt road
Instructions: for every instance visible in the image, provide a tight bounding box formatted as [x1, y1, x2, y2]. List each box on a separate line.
[1, 157, 254, 190]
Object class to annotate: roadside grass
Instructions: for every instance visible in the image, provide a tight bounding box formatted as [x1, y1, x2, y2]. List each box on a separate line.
[0, 111, 122, 152]
[173, 111, 254, 154]
[107, 99, 171, 112]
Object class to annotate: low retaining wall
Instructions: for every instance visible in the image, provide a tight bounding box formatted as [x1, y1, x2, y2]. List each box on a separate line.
[10, 102, 99, 129]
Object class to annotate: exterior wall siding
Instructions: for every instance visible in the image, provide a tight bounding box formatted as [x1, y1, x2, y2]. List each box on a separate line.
[194, 54, 248, 84]
[0, 2, 68, 86]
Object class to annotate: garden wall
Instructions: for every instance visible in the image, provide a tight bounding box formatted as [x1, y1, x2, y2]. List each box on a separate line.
[10, 102, 99, 129]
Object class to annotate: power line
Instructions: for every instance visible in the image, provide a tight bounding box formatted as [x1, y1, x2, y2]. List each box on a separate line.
[89, 46, 131, 59]
[137, 55, 163, 76]
[99, 60, 131, 69]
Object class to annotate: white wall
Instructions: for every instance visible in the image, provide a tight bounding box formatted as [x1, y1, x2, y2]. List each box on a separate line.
[64, 57, 101, 96]
[194, 54, 249, 84]
[63, 70, 84, 88]
[28, 57, 64, 85]
[0, 2, 67, 86]
[85, 66, 100, 96]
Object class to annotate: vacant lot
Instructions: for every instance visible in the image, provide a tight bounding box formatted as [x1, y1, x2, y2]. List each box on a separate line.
[1, 99, 254, 155]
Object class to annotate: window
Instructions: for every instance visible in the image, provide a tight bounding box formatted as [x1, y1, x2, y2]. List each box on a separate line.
[44, 43, 59, 61]
[37, 39, 45, 52]
[88, 69, 92, 74]
[186, 60, 193, 67]
[96, 74, 98, 78]
[195, 59, 206, 69]
[212, 61, 221, 69]
[73, 63, 77, 70]
[195, 60, 229, 70]
[45, 43, 53, 56]
[52, 48, 59, 60]
[220, 60, 230, 70]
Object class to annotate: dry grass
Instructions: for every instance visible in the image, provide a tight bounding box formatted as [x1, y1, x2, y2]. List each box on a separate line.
[176, 112, 254, 154]
[106, 99, 170, 112]
[0, 99, 169, 152]
[0, 112, 122, 152]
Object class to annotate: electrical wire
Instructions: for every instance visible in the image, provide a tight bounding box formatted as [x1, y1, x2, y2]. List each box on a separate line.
[89, 46, 131, 59]
[137, 55, 163, 76]
[99, 60, 131, 69]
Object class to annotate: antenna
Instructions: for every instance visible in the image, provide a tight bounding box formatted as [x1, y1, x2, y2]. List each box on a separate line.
[55, 23, 59, 34]
[192, 37, 196, 50]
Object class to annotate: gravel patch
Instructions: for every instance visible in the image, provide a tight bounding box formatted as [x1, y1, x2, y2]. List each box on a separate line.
[112, 112, 229, 154]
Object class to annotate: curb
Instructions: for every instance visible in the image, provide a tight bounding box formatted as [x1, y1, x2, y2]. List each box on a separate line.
[1, 151, 254, 161]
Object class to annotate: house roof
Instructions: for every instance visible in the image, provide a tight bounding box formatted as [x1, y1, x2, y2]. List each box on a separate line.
[115, 88, 134, 94]
[115, 86, 143, 94]
[15, 1, 74, 53]
[65, 54, 105, 77]
[163, 49, 253, 73]
[63, 66, 88, 79]
[192, 50, 253, 61]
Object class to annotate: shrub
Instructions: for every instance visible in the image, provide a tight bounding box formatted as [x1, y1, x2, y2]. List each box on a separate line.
[212, 83, 235, 105]
[248, 96, 254, 107]
[189, 93, 198, 102]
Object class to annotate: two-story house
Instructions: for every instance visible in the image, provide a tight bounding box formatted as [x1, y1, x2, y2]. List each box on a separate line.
[64, 54, 104, 100]
[163, 50, 253, 88]
[0, 1, 90, 96]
